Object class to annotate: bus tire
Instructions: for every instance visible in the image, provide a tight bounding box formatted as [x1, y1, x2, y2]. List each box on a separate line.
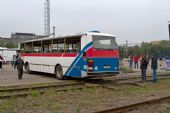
[55, 65, 64, 80]
[25, 63, 31, 74]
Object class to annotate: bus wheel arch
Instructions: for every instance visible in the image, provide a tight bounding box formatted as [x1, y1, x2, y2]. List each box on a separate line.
[55, 64, 64, 80]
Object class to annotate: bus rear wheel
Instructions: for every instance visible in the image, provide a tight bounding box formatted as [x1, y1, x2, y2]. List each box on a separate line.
[55, 65, 64, 80]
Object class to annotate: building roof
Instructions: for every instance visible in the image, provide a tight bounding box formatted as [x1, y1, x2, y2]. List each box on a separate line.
[12, 32, 36, 36]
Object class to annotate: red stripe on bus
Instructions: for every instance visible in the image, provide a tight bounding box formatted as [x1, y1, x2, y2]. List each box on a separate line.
[86, 48, 119, 58]
[21, 53, 77, 57]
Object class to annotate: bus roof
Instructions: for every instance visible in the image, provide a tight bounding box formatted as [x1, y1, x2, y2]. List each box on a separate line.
[21, 32, 116, 43]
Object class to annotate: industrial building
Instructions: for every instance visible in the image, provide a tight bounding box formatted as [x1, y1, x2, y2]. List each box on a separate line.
[11, 32, 46, 39]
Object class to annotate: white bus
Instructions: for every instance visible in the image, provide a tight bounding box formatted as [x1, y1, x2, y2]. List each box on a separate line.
[20, 32, 119, 79]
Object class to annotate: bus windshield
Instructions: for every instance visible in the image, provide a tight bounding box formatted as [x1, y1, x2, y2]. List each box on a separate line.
[92, 35, 117, 50]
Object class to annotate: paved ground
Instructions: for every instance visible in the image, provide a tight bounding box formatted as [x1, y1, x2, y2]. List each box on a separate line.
[0, 64, 69, 86]
[0, 61, 168, 87]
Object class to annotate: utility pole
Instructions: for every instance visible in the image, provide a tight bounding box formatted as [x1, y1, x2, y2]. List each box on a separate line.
[53, 26, 55, 38]
[44, 0, 50, 37]
[125, 40, 128, 58]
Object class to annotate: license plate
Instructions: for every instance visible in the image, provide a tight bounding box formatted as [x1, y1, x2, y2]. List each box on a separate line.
[104, 66, 110, 69]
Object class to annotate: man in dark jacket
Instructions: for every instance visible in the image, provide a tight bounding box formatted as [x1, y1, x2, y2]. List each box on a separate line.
[0, 54, 3, 69]
[140, 55, 148, 81]
[16, 55, 24, 79]
[151, 55, 158, 82]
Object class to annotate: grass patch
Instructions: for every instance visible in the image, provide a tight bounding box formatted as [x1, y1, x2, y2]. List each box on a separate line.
[31, 91, 41, 97]
[119, 78, 170, 96]
[122, 85, 151, 94]
[2, 78, 170, 113]
[76, 107, 81, 113]
[163, 107, 170, 113]
[121, 67, 134, 73]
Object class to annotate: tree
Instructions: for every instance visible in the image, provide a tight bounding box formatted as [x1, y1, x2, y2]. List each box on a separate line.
[118, 40, 170, 58]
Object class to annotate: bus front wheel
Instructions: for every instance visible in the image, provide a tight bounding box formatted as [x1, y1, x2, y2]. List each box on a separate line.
[25, 63, 31, 74]
[55, 65, 64, 80]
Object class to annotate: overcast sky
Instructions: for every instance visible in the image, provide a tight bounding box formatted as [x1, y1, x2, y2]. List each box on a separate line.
[0, 0, 170, 44]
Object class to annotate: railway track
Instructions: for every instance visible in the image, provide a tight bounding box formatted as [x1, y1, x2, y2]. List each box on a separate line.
[0, 81, 122, 99]
[0, 82, 84, 99]
[0, 82, 102, 99]
[0, 85, 101, 99]
[111, 74, 170, 88]
[81, 73, 170, 89]
[0, 82, 84, 92]
[1, 73, 170, 99]
[93, 96, 170, 113]
[113, 73, 170, 81]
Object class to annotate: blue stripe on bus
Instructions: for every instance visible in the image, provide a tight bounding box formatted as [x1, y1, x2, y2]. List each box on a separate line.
[66, 57, 119, 77]
[89, 57, 119, 72]
[65, 42, 93, 76]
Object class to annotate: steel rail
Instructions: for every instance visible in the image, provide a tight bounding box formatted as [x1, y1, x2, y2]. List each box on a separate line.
[0, 85, 101, 99]
[83, 73, 170, 88]
[93, 96, 170, 113]
[113, 73, 170, 81]
[0, 82, 84, 92]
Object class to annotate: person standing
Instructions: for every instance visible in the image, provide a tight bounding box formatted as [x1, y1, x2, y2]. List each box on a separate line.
[16, 55, 24, 79]
[151, 55, 158, 82]
[140, 55, 148, 81]
[160, 57, 163, 67]
[12, 55, 17, 69]
[129, 55, 133, 68]
[133, 55, 139, 68]
[0, 54, 3, 69]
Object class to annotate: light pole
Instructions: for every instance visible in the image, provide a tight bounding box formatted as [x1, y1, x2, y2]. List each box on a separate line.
[125, 40, 128, 58]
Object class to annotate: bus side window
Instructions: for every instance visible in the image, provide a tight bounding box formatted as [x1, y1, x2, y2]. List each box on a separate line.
[50, 43, 57, 53]
[71, 49, 77, 53]
[77, 42, 81, 52]
[25, 42, 33, 53]
[65, 37, 81, 53]
[20, 44, 25, 53]
[58, 43, 64, 53]
[43, 45, 50, 53]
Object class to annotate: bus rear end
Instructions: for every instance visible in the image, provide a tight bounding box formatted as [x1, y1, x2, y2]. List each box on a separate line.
[81, 34, 119, 78]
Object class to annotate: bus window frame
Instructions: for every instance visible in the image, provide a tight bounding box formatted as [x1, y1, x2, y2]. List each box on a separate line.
[21, 36, 81, 54]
